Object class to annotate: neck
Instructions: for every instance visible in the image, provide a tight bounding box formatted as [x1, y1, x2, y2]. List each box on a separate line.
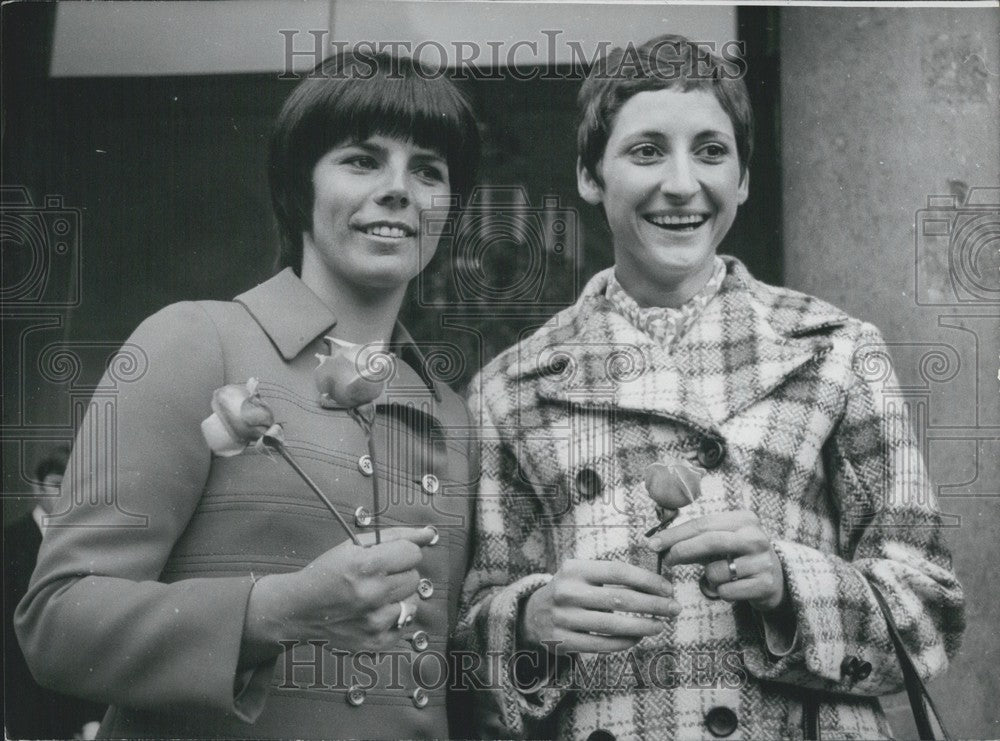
[300, 252, 405, 345]
[614, 259, 717, 309]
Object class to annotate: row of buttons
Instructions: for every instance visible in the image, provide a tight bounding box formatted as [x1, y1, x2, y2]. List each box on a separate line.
[350, 417, 445, 503]
[347, 685, 430, 708]
[574, 435, 727, 501]
[347, 459, 441, 708]
[356, 455, 441, 494]
[580, 657, 873, 739]
[584, 705, 738, 740]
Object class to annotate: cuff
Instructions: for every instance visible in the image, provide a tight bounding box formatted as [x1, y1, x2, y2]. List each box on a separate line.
[739, 538, 873, 689]
[757, 608, 799, 657]
[231, 575, 276, 722]
[483, 573, 569, 734]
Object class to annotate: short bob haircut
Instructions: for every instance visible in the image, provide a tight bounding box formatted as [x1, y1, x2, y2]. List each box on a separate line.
[577, 34, 753, 187]
[269, 51, 481, 274]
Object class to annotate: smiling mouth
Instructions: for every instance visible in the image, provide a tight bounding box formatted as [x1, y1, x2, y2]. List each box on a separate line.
[359, 222, 416, 238]
[645, 213, 709, 232]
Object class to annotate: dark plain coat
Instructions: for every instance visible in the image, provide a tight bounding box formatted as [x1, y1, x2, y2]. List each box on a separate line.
[15, 269, 475, 739]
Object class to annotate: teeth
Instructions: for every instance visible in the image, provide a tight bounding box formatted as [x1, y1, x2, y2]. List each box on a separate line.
[648, 214, 706, 226]
[366, 225, 409, 238]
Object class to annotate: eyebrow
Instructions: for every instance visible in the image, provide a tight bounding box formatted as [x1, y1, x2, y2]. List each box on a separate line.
[622, 128, 736, 142]
[339, 140, 447, 163]
[694, 129, 736, 141]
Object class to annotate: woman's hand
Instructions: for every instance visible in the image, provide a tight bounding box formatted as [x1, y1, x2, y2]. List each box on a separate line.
[245, 526, 438, 655]
[519, 559, 680, 655]
[647, 511, 787, 612]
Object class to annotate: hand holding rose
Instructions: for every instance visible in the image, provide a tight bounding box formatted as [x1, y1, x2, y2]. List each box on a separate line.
[244, 526, 439, 654]
[648, 509, 787, 613]
[643, 458, 787, 613]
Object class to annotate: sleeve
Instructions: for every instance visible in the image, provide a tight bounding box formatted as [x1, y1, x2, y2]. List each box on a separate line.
[14, 302, 272, 721]
[452, 371, 570, 738]
[737, 322, 965, 695]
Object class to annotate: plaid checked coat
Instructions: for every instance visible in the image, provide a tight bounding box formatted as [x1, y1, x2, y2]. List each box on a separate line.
[456, 258, 964, 741]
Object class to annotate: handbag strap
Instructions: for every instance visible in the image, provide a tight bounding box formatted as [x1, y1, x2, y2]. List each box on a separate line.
[803, 583, 951, 741]
[869, 582, 952, 741]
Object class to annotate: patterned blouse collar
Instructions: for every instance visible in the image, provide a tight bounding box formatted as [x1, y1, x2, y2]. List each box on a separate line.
[604, 257, 727, 349]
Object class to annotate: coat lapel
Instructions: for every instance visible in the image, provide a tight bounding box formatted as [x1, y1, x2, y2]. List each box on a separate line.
[517, 261, 846, 432]
[519, 272, 718, 435]
[679, 271, 832, 425]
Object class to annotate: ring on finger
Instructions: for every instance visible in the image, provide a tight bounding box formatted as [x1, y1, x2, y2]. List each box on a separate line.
[727, 556, 739, 582]
[396, 601, 415, 629]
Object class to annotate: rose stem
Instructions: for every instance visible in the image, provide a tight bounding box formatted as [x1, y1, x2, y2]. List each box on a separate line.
[263, 435, 361, 546]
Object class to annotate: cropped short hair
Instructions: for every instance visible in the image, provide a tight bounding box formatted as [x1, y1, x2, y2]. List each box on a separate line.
[268, 51, 481, 274]
[577, 34, 753, 186]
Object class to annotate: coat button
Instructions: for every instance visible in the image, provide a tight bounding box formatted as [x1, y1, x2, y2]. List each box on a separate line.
[421, 474, 440, 495]
[586, 731, 616, 741]
[346, 685, 366, 706]
[841, 655, 872, 681]
[699, 574, 721, 600]
[697, 436, 727, 469]
[411, 687, 429, 708]
[841, 655, 861, 678]
[354, 506, 373, 528]
[409, 630, 429, 651]
[575, 468, 602, 500]
[357, 454, 374, 476]
[417, 578, 434, 599]
[705, 706, 738, 737]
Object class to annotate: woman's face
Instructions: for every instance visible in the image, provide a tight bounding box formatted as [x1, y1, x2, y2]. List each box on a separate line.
[303, 135, 451, 292]
[578, 88, 748, 305]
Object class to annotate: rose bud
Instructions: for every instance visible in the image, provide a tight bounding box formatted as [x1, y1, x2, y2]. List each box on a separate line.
[201, 378, 278, 457]
[314, 338, 390, 410]
[644, 459, 704, 509]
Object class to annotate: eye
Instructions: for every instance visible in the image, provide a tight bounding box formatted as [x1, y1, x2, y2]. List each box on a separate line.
[344, 155, 379, 170]
[628, 143, 662, 162]
[697, 143, 730, 162]
[414, 164, 447, 184]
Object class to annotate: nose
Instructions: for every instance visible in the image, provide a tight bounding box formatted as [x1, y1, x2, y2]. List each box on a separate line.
[658, 156, 699, 200]
[374, 163, 411, 209]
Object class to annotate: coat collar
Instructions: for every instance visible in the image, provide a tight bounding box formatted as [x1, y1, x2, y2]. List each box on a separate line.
[507, 257, 848, 431]
[235, 268, 442, 401]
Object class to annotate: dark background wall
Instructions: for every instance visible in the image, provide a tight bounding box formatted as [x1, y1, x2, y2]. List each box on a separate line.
[780, 9, 999, 737]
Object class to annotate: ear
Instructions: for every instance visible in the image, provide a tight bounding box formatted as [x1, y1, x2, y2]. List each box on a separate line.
[576, 157, 604, 206]
[737, 168, 750, 205]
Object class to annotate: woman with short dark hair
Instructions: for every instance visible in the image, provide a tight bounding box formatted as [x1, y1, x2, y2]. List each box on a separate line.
[16, 51, 481, 739]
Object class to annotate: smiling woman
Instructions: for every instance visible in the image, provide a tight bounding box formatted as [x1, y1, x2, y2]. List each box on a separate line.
[302, 136, 452, 302]
[457, 34, 964, 741]
[15, 51, 483, 740]
[577, 87, 749, 308]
